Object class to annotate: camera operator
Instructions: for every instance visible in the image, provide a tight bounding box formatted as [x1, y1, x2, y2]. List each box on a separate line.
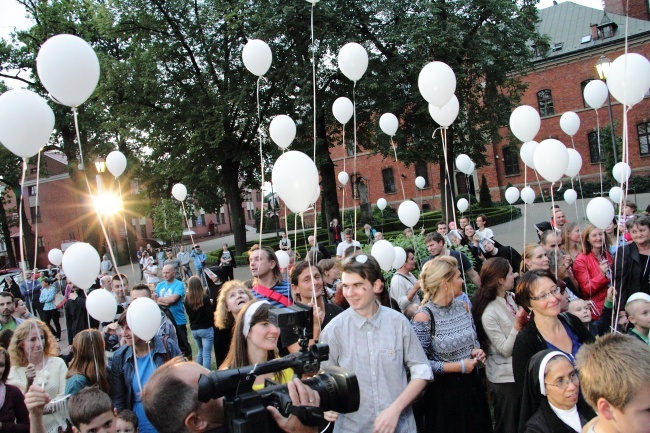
[141, 357, 321, 433]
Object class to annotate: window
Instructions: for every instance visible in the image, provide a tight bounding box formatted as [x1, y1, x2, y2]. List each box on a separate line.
[587, 131, 606, 163]
[537, 89, 554, 117]
[30, 206, 41, 223]
[30, 168, 37, 174]
[256, 191, 261, 201]
[638, 122, 650, 156]
[37, 236, 44, 252]
[602, 25, 614, 38]
[382, 168, 396, 194]
[581, 80, 594, 108]
[415, 162, 430, 188]
[28, 186, 37, 196]
[503, 147, 520, 176]
[220, 212, 225, 224]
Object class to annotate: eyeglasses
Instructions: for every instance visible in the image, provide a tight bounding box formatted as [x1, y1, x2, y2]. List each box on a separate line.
[530, 286, 562, 301]
[545, 370, 580, 390]
[344, 254, 368, 265]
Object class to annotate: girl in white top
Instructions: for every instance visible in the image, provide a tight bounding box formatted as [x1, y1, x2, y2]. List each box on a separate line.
[475, 213, 494, 242]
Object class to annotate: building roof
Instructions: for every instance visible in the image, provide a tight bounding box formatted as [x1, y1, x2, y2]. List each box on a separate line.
[536, 1, 650, 59]
[44, 151, 68, 165]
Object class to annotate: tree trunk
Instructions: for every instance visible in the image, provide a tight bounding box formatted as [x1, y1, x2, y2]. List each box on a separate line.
[0, 197, 16, 267]
[222, 161, 246, 255]
[316, 114, 340, 245]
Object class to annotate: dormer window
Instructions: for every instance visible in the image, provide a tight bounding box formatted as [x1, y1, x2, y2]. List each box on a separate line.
[597, 13, 618, 39]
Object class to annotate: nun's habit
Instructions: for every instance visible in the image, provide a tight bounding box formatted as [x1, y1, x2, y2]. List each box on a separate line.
[518, 350, 595, 433]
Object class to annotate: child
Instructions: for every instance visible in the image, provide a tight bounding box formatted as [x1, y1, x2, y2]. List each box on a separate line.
[567, 287, 615, 336]
[319, 254, 432, 432]
[117, 409, 139, 433]
[576, 333, 650, 433]
[25, 385, 117, 433]
[625, 292, 650, 345]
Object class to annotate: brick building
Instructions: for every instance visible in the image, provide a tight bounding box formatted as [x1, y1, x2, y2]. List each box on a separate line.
[328, 0, 650, 216]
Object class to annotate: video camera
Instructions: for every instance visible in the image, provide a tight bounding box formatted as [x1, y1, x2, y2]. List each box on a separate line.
[198, 303, 360, 433]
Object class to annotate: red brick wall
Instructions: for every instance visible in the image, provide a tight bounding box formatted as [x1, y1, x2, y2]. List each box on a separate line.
[605, 0, 650, 21]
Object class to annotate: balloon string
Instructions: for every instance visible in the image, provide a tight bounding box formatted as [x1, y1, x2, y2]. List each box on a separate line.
[352, 82, 358, 245]
[595, 109, 604, 196]
[18, 159, 31, 311]
[180, 201, 197, 252]
[440, 128, 458, 225]
[534, 170, 546, 203]
[257, 77, 264, 251]
[523, 165, 528, 254]
[33, 150, 42, 273]
[311, 2, 317, 162]
[390, 138, 406, 201]
[550, 183, 559, 280]
[301, 214, 322, 336]
[341, 127, 346, 229]
[117, 180, 137, 281]
[71, 107, 121, 290]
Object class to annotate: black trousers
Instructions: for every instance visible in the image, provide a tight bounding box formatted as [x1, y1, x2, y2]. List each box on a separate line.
[41, 309, 61, 339]
[176, 323, 192, 360]
[489, 381, 520, 433]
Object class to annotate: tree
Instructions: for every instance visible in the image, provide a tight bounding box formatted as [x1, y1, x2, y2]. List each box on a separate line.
[151, 199, 183, 246]
[479, 174, 493, 207]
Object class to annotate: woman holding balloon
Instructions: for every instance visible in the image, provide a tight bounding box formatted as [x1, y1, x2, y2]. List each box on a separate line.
[110, 311, 181, 433]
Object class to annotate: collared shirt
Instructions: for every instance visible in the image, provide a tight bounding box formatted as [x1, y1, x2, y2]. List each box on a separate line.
[320, 303, 432, 433]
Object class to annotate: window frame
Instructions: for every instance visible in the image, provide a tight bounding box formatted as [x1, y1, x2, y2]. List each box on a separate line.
[503, 146, 521, 176]
[587, 131, 606, 163]
[638, 122, 650, 156]
[381, 167, 397, 194]
[537, 89, 555, 117]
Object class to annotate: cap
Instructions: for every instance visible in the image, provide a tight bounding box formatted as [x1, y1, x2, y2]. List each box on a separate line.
[626, 292, 650, 305]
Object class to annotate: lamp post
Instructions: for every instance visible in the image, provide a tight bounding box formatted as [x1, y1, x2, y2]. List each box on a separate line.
[595, 55, 618, 165]
[94, 156, 106, 195]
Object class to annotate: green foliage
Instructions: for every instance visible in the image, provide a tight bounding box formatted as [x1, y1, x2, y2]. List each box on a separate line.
[151, 199, 184, 245]
[479, 174, 493, 207]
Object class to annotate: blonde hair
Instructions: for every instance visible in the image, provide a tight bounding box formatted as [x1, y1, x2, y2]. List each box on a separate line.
[419, 256, 458, 305]
[520, 243, 543, 273]
[9, 320, 58, 367]
[576, 333, 650, 410]
[581, 225, 600, 255]
[214, 280, 253, 329]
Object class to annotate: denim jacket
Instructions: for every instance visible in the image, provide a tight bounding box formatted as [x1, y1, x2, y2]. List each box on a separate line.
[109, 335, 181, 410]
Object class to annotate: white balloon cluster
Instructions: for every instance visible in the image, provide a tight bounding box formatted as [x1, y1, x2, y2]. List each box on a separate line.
[417, 62, 459, 127]
[455, 154, 475, 176]
[371, 240, 395, 271]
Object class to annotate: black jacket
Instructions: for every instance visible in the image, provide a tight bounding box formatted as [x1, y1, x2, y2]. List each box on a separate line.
[524, 399, 592, 433]
[513, 313, 595, 398]
[614, 242, 648, 307]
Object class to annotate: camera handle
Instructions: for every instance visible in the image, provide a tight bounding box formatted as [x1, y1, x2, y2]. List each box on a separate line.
[273, 391, 325, 427]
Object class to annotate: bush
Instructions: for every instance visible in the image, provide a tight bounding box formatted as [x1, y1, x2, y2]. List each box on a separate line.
[479, 174, 493, 207]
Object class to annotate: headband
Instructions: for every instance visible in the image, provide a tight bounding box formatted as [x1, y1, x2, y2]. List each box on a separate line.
[539, 350, 571, 396]
[243, 301, 270, 338]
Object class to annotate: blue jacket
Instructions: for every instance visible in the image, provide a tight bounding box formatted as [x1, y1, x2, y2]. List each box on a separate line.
[190, 249, 206, 268]
[20, 280, 41, 303]
[109, 335, 181, 410]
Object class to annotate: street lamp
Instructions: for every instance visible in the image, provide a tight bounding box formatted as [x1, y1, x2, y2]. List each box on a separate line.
[594, 55, 618, 165]
[94, 156, 106, 195]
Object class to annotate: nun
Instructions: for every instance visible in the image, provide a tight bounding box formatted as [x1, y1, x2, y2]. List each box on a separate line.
[519, 350, 595, 433]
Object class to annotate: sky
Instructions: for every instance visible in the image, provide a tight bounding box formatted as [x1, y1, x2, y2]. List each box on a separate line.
[1, 0, 606, 88]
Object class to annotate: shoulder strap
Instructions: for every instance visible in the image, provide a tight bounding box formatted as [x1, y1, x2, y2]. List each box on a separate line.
[253, 285, 293, 307]
[162, 335, 171, 362]
[423, 306, 436, 337]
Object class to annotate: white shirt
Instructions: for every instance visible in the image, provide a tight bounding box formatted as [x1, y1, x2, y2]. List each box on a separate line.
[549, 402, 582, 432]
[336, 239, 361, 257]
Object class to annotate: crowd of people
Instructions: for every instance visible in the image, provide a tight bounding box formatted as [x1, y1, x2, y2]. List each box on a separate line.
[0, 203, 649, 433]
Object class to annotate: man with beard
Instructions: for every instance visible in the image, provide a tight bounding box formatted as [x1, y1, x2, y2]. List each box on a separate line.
[248, 245, 292, 309]
[0, 292, 23, 331]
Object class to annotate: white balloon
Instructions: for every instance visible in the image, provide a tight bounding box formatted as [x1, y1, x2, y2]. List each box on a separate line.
[338, 43, 368, 82]
[510, 105, 541, 142]
[505, 187, 520, 205]
[520, 141, 539, 170]
[455, 154, 472, 175]
[609, 186, 623, 203]
[269, 115, 296, 149]
[583, 80, 609, 109]
[398, 200, 420, 227]
[272, 151, 319, 213]
[377, 198, 387, 211]
[61, 242, 100, 289]
[534, 139, 569, 183]
[106, 151, 127, 177]
[127, 297, 162, 341]
[466, 161, 476, 175]
[565, 149, 583, 178]
[172, 183, 187, 202]
[586, 197, 615, 230]
[415, 176, 426, 189]
[310, 184, 320, 204]
[379, 113, 399, 136]
[560, 112, 580, 136]
[607, 53, 650, 106]
[564, 189, 577, 205]
[428, 95, 459, 127]
[47, 248, 63, 266]
[371, 240, 396, 272]
[0, 89, 55, 158]
[457, 198, 469, 213]
[418, 62, 456, 107]
[521, 186, 536, 204]
[612, 162, 632, 184]
[242, 39, 272, 76]
[392, 247, 407, 270]
[36, 34, 100, 107]
[332, 97, 353, 124]
[86, 289, 117, 323]
[338, 171, 349, 185]
[275, 250, 290, 269]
